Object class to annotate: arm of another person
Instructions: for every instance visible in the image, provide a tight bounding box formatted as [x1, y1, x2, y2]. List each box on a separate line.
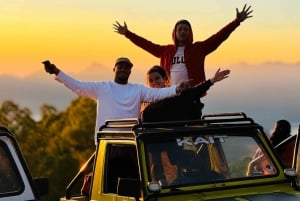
[43, 62, 99, 98]
[201, 4, 253, 55]
[141, 81, 190, 103]
[184, 68, 230, 98]
[113, 21, 165, 58]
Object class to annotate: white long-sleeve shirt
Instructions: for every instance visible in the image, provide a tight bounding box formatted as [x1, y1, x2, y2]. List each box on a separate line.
[55, 71, 177, 143]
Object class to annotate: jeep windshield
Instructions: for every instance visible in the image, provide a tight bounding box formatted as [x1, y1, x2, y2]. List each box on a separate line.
[144, 130, 278, 188]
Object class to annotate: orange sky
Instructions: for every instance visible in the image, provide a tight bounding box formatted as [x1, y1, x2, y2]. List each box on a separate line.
[0, 0, 299, 77]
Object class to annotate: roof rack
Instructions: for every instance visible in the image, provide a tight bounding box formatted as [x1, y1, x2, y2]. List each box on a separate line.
[97, 118, 140, 140]
[99, 118, 141, 131]
[201, 112, 255, 124]
[98, 112, 256, 132]
[202, 112, 247, 119]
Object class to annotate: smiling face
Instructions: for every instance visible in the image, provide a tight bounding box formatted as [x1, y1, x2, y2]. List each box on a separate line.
[146, 66, 170, 88]
[147, 72, 169, 88]
[113, 62, 132, 84]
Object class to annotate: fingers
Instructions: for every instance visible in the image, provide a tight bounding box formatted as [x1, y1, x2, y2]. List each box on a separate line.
[237, 4, 253, 13]
[244, 5, 253, 17]
[113, 20, 128, 34]
[113, 21, 126, 28]
[245, 5, 251, 12]
[113, 21, 120, 31]
[221, 69, 230, 75]
[242, 4, 247, 12]
[214, 68, 221, 77]
[219, 69, 230, 78]
[214, 69, 230, 81]
[246, 9, 254, 18]
[240, 4, 253, 18]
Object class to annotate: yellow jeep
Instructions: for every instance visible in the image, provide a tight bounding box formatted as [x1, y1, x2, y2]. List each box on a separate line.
[60, 113, 300, 201]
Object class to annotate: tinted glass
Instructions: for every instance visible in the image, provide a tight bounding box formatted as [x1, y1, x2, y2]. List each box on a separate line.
[0, 142, 23, 194]
[145, 134, 277, 187]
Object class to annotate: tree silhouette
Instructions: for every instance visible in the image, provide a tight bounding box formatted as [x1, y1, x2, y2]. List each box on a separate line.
[0, 97, 96, 201]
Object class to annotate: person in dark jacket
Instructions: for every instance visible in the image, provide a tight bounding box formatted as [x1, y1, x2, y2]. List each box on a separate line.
[270, 120, 292, 147]
[141, 66, 230, 122]
[113, 4, 252, 88]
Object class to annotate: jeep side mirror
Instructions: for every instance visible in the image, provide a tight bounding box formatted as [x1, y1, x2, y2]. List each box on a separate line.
[147, 181, 162, 192]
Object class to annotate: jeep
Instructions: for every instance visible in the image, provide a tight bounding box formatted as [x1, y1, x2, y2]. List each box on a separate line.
[60, 112, 300, 201]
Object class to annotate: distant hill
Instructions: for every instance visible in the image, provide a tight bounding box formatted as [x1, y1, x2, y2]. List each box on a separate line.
[1, 61, 299, 134]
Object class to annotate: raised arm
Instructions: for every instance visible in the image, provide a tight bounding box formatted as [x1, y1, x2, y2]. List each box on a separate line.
[42, 60, 98, 98]
[113, 20, 164, 58]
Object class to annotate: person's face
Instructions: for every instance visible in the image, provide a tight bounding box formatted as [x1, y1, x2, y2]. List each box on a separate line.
[114, 62, 132, 84]
[147, 72, 167, 88]
[175, 23, 190, 45]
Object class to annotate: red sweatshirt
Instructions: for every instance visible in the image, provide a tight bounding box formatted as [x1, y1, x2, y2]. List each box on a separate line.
[125, 19, 240, 87]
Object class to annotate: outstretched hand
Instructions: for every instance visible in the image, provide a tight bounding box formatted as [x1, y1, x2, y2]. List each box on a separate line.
[210, 68, 230, 84]
[236, 4, 253, 23]
[42, 61, 60, 75]
[113, 21, 128, 35]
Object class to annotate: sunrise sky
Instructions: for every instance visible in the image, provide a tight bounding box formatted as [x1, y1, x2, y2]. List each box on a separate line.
[0, 0, 299, 77]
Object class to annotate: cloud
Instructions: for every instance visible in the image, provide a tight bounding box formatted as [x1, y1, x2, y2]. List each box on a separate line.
[202, 62, 300, 134]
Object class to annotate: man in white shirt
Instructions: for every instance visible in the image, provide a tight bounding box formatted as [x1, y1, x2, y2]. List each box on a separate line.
[43, 57, 189, 144]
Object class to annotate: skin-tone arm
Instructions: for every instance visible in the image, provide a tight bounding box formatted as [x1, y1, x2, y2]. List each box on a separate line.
[113, 21, 128, 35]
[236, 4, 253, 23]
[209, 69, 230, 84]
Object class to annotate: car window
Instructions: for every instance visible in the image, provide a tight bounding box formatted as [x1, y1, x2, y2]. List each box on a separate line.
[104, 144, 139, 194]
[0, 141, 23, 194]
[145, 134, 277, 187]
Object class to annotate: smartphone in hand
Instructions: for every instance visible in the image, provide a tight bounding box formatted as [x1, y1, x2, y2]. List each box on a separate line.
[42, 60, 51, 67]
[42, 60, 56, 74]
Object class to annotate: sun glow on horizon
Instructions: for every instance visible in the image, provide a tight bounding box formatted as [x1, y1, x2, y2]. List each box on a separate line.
[0, 0, 299, 77]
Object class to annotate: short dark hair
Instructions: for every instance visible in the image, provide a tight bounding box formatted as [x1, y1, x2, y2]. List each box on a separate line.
[147, 65, 168, 80]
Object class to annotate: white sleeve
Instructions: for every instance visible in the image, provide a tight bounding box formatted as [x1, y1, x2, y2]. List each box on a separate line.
[141, 85, 177, 103]
[55, 71, 99, 99]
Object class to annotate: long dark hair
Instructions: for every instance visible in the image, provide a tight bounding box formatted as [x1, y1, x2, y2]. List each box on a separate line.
[270, 119, 291, 147]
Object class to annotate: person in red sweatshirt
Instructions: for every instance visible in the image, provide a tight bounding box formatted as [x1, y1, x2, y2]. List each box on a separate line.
[113, 4, 252, 88]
